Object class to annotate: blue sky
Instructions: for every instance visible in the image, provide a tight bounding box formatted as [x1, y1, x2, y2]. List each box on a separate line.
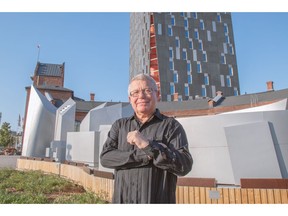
[1, 12, 288, 131]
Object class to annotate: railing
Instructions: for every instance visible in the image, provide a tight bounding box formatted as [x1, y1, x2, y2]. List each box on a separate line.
[17, 157, 288, 204]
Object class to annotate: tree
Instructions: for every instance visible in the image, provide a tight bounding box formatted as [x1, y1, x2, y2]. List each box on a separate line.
[0, 122, 14, 147]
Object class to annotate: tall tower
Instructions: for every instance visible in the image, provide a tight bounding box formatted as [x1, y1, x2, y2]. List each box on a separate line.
[130, 12, 240, 101]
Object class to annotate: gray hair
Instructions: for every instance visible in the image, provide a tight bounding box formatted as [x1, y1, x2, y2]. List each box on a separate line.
[128, 74, 158, 95]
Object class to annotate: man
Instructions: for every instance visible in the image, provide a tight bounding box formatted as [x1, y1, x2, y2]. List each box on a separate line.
[100, 74, 193, 203]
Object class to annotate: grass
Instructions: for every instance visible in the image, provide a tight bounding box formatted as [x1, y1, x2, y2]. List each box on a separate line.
[0, 169, 108, 204]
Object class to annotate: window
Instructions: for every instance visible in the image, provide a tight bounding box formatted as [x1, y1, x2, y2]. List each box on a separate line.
[169, 59, 174, 70]
[204, 73, 209, 85]
[224, 23, 229, 34]
[185, 83, 189, 96]
[207, 30, 211, 41]
[185, 29, 189, 38]
[228, 65, 234, 76]
[201, 85, 207, 97]
[180, 12, 185, 17]
[234, 87, 239, 96]
[182, 49, 187, 60]
[223, 43, 228, 54]
[168, 25, 173, 36]
[193, 49, 197, 61]
[221, 53, 226, 64]
[170, 83, 175, 94]
[167, 95, 172, 102]
[199, 19, 205, 30]
[194, 29, 199, 39]
[184, 18, 188, 28]
[189, 39, 193, 49]
[212, 21, 217, 32]
[187, 61, 191, 73]
[217, 13, 222, 22]
[173, 71, 178, 83]
[188, 74, 192, 84]
[175, 37, 180, 47]
[171, 16, 175, 26]
[229, 44, 234, 54]
[198, 40, 203, 50]
[226, 76, 231, 87]
[203, 51, 207, 62]
[225, 35, 230, 43]
[197, 61, 202, 73]
[169, 47, 173, 58]
[220, 75, 225, 87]
[157, 23, 162, 35]
[192, 12, 197, 19]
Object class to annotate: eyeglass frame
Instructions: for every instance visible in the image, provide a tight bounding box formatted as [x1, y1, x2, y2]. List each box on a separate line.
[129, 88, 157, 98]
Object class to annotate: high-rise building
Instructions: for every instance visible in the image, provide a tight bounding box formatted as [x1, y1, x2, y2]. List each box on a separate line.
[130, 12, 240, 101]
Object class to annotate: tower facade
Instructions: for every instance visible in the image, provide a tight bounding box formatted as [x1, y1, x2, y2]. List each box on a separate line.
[130, 12, 240, 101]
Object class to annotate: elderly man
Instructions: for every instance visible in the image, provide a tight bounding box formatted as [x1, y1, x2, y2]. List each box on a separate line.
[100, 74, 193, 203]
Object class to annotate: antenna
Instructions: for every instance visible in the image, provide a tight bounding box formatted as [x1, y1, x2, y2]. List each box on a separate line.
[37, 44, 41, 62]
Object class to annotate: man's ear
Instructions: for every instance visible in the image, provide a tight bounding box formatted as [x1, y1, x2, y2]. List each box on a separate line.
[157, 91, 161, 102]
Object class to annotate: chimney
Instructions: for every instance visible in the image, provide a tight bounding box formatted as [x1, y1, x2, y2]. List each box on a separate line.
[90, 93, 95, 101]
[266, 81, 274, 91]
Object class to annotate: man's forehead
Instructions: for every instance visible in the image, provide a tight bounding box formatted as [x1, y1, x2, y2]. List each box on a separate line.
[130, 80, 150, 87]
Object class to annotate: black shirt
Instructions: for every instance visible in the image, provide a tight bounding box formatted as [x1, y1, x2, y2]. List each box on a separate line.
[100, 109, 193, 203]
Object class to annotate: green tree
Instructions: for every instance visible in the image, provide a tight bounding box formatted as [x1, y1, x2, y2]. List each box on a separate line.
[0, 122, 14, 147]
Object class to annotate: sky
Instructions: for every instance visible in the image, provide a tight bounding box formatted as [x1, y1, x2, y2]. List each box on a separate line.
[0, 4, 288, 131]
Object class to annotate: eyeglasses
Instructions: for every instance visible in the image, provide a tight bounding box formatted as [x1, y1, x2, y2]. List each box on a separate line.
[129, 88, 156, 98]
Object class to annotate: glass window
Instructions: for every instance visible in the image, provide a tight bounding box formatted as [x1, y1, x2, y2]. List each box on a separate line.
[184, 18, 188, 28]
[180, 12, 184, 17]
[229, 65, 234, 76]
[175, 37, 180, 47]
[169, 47, 173, 58]
[198, 40, 203, 50]
[217, 13, 221, 22]
[221, 53, 226, 64]
[182, 49, 187, 60]
[226, 76, 231, 87]
[189, 39, 193, 49]
[220, 75, 225, 87]
[201, 85, 207, 97]
[194, 29, 199, 39]
[168, 25, 173, 36]
[203, 51, 207, 62]
[229, 44, 234, 54]
[188, 74, 192, 84]
[204, 73, 209, 85]
[185, 29, 189, 38]
[193, 49, 197, 61]
[187, 61, 191, 73]
[169, 59, 174, 70]
[197, 61, 202, 73]
[207, 30, 211, 41]
[199, 19, 205, 30]
[167, 95, 172, 101]
[224, 23, 229, 34]
[225, 35, 230, 43]
[157, 23, 162, 35]
[170, 83, 175, 94]
[234, 87, 238, 96]
[173, 71, 178, 83]
[171, 16, 175, 26]
[192, 12, 197, 19]
[212, 21, 216, 32]
[185, 83, 189, 96]
[223, 43, 228, 54]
